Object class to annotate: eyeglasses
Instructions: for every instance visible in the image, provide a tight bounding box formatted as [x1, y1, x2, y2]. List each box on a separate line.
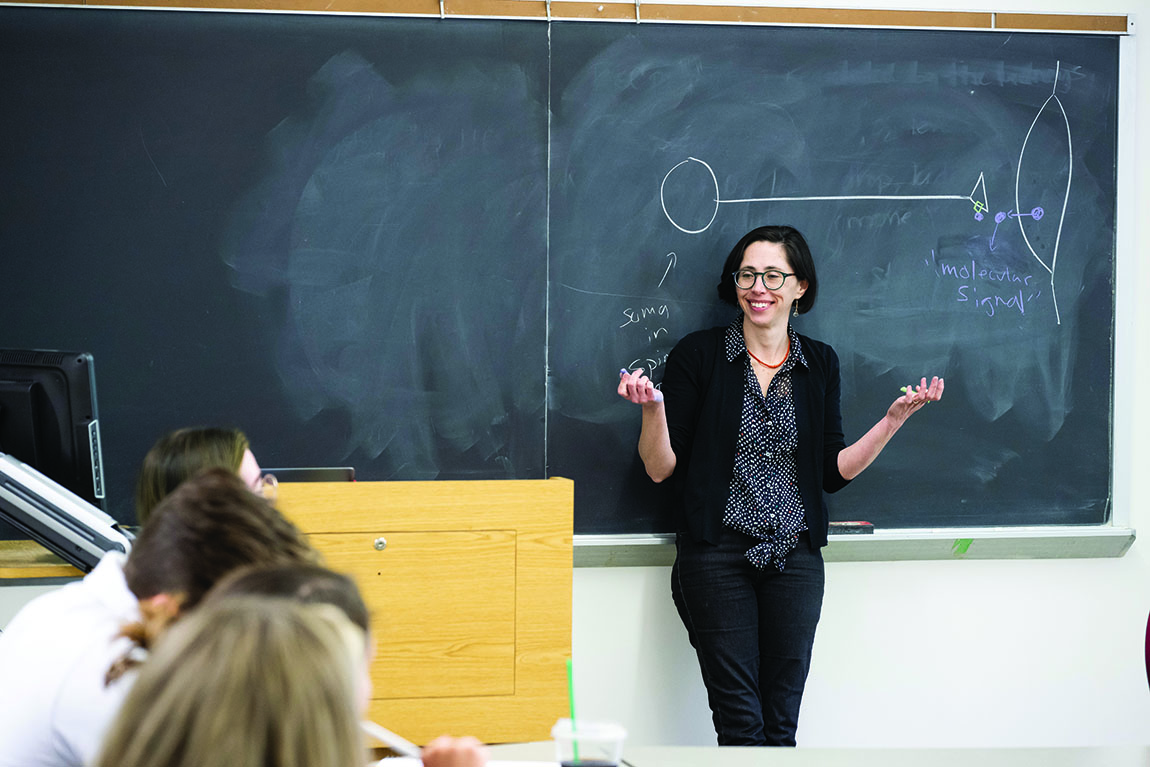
[733, 269, 796, 290]
[253, 473, 278, 502]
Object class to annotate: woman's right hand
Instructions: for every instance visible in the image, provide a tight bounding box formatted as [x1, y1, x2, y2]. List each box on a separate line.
[618, 368, 675, 481]
[618, 368, 664, 405]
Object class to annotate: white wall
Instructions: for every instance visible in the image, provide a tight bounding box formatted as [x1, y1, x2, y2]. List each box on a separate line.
[573, 557, 1150, 748]
[0, 584, 58, 629]
[573, 0, 1150, 748]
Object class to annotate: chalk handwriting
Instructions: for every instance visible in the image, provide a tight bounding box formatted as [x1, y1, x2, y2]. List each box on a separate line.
[619, 304, 669, 328]
[1015, 60, 1071, 324]
[931, 250, 1043, 318]
[956, 285, 1043, 317]
[627, 353, 670, 377]
[658, 252, 676, 288]
[986, 207, 1044, 250]
[938, 258, 1033, 287]
[659, 61, 1071, 326]
[661, 156, 989, 235]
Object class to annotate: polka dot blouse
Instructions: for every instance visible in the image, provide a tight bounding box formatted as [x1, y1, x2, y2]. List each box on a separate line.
[722, 315, 808, 571]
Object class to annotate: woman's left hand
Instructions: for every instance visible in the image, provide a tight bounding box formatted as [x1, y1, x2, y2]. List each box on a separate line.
[888, 376, 944, 422]
[839, 376, 946, 481]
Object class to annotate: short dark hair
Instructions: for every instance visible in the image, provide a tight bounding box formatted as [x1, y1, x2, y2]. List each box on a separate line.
[207, 563, 370, 635]
[715, 225, 819, 314]
[124, 467, 318, 609]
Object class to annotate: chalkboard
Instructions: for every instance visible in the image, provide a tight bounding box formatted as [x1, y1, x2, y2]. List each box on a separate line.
[0, 6, 1117, 537]
[546, 24, 1118, 534]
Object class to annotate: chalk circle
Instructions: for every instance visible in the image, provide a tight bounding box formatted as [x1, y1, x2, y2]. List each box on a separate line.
[1031, 206, 1044, 220]
[660, 157, 719, 234]
[995, 211, 1007, 224]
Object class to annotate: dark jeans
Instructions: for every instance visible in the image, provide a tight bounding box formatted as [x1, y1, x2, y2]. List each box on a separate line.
[671, 526, 824, 746]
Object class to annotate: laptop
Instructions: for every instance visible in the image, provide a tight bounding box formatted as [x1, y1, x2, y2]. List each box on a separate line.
[0, 452, 133, 572]
[260, 466, 356, 483]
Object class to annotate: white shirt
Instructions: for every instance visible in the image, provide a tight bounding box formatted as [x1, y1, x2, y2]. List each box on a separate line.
[0, 552, 140, 767]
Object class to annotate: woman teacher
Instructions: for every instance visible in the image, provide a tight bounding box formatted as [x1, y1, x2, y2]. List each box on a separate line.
[617, 225, 943, 746]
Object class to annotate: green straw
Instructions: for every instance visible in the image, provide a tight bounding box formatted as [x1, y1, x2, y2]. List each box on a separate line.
[566, 657, 580, 763]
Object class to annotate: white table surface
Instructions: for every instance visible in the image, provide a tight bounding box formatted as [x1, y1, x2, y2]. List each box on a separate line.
[484, 741, 1150, 767]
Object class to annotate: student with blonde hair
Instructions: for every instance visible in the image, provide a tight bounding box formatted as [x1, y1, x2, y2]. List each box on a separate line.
[96, 596, 487, 767]
[202, 563, 489, 767]
[96, 597, 365, 767]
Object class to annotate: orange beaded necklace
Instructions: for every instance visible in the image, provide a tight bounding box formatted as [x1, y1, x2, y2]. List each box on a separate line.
[746, 336, 790, 369]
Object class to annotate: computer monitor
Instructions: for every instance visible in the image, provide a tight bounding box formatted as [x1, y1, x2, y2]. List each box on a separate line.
[0, 349, 106, 510]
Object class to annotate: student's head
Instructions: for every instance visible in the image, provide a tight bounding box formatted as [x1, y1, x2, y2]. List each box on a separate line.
[107, 472, 317, 685]
[123, 467, 317, 613]
[716, 225, 819, 314]
[96, 597, 367, 767]
[208, 563, 369, 634]
[134, 426, 269, 526]
[207, 563, 374, 711]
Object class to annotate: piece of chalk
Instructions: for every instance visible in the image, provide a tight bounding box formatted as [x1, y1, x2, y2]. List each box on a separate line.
[620, 368, 628, 376]
[901, 385, 931, 403]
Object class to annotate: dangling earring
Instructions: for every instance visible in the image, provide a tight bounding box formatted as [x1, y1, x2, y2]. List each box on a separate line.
[793, 302, 799, 317]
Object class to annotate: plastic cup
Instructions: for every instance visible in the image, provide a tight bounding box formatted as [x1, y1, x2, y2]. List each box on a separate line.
[551, 718, 626, 767]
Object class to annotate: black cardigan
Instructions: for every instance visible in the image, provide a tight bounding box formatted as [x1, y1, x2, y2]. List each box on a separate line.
[660, 325, 851, 549]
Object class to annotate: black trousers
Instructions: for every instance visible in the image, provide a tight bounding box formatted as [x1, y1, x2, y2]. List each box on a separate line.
[671, 526, 824, 746]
